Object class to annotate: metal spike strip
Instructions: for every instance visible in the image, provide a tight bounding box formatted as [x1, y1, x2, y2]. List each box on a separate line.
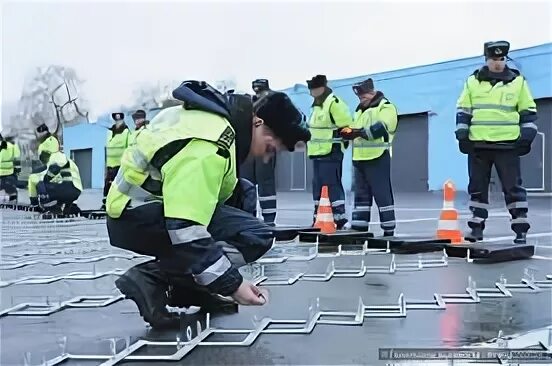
[30, 276, 552, 365]
[256, 239, 393, 265]
[2, 246, 114, 259]
[257, 253, 448, 286]
[0, 295, 124, 317]
[3, 274, 550, 321]
[0, 269, 127, 288]
[0, 253, 153, 270]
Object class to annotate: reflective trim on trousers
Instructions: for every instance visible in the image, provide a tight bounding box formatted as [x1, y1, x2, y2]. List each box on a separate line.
[353, 206, 371, 212]
[334, 213, 347, 221]
[520, 122, 538, 130]
[192, 255, 232, 286]
[332, 200, 345, 207]
[469, 201, 489, 209]
[507, 201, 528, 209]
[511, 217, 529, 224]
[168, 225, 212, 245]
[381, 220, 395, 229]
[469, 217, 485, 224]
[261, 208, 277, 214]
[259, 195, 277, 201]
[379, 205, 394, 213]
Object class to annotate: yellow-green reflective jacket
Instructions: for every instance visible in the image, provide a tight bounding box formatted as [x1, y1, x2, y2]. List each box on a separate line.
[106, 106, 237, 226]
[106, 127, 130, 168]
[351, 98, 398, 161]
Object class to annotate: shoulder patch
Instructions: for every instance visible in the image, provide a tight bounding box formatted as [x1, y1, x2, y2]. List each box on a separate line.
[217, 126, 235, 150]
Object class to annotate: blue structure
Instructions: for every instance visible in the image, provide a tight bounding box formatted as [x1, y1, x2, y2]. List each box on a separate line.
[63, 43, 551, 191]
[282, 42, 552, 191]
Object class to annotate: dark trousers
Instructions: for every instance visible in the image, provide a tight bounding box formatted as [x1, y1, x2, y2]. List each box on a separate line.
[103, 166, 120, 202]
[106, 179, 273, 291]
[351, 151, 396, 232]
[37, 181, 81, 206]
[0, 174, 18, 201]
[467, 149, 529, 234]
[311, 145, 347, 226]
[240, 156, 277, 223]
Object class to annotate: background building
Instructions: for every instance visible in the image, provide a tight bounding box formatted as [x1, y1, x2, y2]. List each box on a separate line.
[62, 43, 551, 193]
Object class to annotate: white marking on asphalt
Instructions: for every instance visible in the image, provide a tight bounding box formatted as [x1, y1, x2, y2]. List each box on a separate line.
[483, 232, 552, 243]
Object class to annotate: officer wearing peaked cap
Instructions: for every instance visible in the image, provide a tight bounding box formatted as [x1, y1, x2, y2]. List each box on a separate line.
[342, 77, 398, 236]
[129, 109, 149, 147]
[102, 112, 130, 210]
[306, 74, 352, 229]
[455, 40, 538, 244]
[239, 78, 279, 225]
[105, 80, 310, 329]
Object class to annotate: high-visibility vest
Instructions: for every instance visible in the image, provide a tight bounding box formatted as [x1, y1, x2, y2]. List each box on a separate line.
[44, 151, 83, 191]
[106, 106, 237, 226]
[456, 74, 537, 142]
[307, 93, 352, 157]
[0, 143, 16, 176]
[106, 128, 130, 168]
[128, 126, 147, 147]
[351, 98, 398, 161]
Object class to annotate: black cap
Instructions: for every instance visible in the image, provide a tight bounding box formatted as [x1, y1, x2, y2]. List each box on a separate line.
[306, 75, 327, 89]
[254, 92, 311, 151]
[132, 109, 146, 120]
[484, 41, 510, 58]
[352, 78, 375, 95]
[36, 123, 49, 133]
[252, 79, 269, 92]
[112, 112, 125, 121]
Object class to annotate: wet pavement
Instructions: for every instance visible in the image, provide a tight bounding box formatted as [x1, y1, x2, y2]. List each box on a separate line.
[1, 190, 551, 365]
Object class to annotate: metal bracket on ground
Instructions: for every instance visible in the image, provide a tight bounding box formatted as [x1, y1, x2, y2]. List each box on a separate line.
[256, 251, 449, 286]
[0, 295, 124, 318]
[0, 253, 152, 270]
[0, 269, 127, 288]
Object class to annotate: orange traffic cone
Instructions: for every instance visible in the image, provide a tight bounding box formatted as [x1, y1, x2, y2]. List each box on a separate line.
[436, 180, 463, 244]
[314, 185, 336, 234]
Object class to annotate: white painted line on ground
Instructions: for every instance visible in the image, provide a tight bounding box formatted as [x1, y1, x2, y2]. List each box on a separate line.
[483, 232, 552, 243]
[532, 255, 552, 261]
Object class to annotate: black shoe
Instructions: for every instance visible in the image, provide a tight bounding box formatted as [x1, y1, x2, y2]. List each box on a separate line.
[115, 262, 180, 329]
[167, 278, 238, 315]
[514, 232, 527, 245]
[465, 227, 483, 242]
[336, 219, 348, 230]
[383, 230, 394, 237]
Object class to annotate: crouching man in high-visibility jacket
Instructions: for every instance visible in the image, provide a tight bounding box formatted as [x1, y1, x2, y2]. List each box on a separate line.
[106, 80, 311, 330]
[30, 135, 83, 214]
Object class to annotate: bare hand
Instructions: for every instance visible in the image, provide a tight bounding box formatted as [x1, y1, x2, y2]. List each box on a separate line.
[230, 281, 269, 305]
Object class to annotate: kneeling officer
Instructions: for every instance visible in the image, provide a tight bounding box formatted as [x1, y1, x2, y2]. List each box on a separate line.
[106, 81, 310, 329]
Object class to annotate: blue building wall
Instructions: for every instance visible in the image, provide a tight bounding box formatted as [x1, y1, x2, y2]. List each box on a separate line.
[282, 43, 552, 191]
[64, 43, 551, 191]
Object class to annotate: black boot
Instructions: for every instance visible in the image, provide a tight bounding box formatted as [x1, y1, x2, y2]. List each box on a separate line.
[115, 261, 180, 329]
[514, 232, 527, 245]
[465, 226, 483, 242]
[167, 276, 238, 314]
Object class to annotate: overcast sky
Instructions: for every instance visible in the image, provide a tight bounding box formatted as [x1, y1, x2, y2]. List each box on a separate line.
[1, 0, 551, 126]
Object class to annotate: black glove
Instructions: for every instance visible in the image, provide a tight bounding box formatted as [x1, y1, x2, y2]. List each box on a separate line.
[368, 122, 389, 140]
[516, 138, 532, 156]
[458, 139, 473, 155]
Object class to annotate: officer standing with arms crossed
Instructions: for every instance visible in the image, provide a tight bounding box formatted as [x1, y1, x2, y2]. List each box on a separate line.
[341, 78, 398, 236]
[240, 79, 278, 225]
[455, 40, 538, 244]
[105, 81, 310, 329]
[306, 74, 352, 229]
[102, 112, 130, 210]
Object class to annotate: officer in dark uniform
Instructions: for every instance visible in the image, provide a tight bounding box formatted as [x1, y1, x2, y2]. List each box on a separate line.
[239, 79, 278, 225]
[455, 40, 538, 244]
